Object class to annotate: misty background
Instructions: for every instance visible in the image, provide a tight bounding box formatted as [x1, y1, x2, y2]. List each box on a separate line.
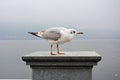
[0, 0, 120, 80]
[0, 0, 120, 40]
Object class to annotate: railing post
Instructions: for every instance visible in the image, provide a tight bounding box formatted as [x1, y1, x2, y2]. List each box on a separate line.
[22, 51, 101, 80]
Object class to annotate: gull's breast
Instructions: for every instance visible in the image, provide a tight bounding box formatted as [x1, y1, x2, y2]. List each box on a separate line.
[48, 37, 70, 44]
[48, 34, 72, 44]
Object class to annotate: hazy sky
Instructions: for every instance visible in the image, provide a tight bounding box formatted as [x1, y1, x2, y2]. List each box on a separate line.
[0, 0, 120, 39]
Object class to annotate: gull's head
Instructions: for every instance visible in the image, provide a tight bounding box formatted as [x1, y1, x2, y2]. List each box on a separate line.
[68, 29, 83, 38]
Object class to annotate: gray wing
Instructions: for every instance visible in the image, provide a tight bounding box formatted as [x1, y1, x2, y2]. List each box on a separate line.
[42, 29, 61, 41]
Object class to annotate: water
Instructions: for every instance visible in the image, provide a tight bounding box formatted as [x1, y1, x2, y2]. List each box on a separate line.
[0, 39, 120, 80]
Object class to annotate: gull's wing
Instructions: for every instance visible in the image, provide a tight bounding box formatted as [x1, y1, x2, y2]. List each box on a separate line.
[42, 29, 61, 41]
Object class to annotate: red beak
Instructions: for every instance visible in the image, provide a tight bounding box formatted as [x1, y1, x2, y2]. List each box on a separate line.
[77, 32, 83, 34]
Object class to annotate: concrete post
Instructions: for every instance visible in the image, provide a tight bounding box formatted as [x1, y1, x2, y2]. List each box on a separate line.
[22, 51, 101, 80]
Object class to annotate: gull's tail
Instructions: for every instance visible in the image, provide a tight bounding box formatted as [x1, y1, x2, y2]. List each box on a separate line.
[28, 32, 41, 37]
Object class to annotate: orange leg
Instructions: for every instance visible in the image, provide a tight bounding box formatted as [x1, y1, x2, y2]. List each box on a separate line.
[50, 44, 55, 55]
[57, 44, 63, 55]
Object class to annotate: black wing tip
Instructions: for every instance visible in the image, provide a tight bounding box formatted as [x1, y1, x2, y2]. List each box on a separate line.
[28, 32, 37, 34]
[28, 32, 40, 37]
[28, 32, 32, 34]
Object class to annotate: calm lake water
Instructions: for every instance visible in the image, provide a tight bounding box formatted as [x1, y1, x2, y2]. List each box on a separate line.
[0, 39, 120, 80]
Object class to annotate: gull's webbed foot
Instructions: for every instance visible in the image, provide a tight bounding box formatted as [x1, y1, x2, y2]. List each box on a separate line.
[50, 52, 56, 55]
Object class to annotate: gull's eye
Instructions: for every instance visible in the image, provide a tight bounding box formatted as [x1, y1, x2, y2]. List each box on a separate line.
[73, 31, 76, 33]
[70, 31, 76, 34]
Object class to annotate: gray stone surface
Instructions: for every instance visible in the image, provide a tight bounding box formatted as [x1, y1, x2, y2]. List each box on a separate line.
[22, 51, 101, 80]
[32, 68, 92, 80]
[22, 51, 101, 62]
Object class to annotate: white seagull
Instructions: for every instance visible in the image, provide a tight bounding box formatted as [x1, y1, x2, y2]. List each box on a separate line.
[28, 27, 83, 55]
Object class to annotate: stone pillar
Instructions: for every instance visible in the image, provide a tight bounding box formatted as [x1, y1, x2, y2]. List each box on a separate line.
[22, 51, 101, 80]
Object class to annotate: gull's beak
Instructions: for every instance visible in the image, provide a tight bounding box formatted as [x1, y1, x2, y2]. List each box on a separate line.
[77, 32, 83, 34]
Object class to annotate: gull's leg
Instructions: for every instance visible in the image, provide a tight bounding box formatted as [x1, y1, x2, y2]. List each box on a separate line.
[57, 44, 64, 55]
[50, 44, 55, 55]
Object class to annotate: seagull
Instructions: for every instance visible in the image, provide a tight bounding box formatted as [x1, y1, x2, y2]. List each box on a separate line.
[28, 27, 83, 55]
